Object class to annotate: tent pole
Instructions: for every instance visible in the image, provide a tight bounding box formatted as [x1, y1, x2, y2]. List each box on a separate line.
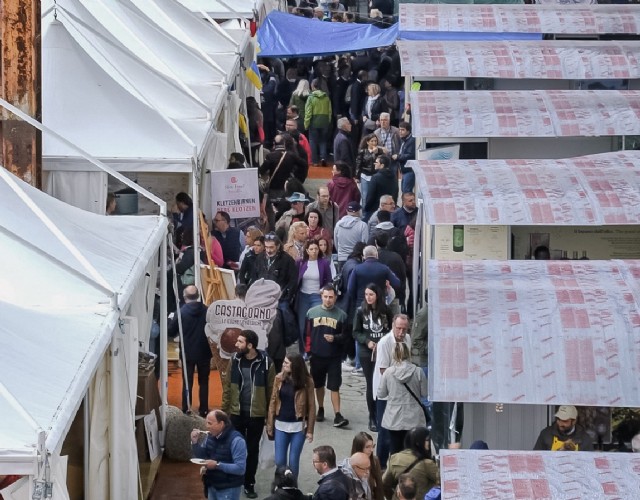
[83, 391, 90, 497]
[159, 234, 169, 443]
[192, 156, 203, 295]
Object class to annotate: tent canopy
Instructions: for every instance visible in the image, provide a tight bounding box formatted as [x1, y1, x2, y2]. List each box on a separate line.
[411, 152, 640, 226]
[0, 169, 166, 473]
[428, 259, 640, 407]
[398, 39, 640, 80]
[440, 450, 640, 498]
[178, 0, 268, 19]
[409, 90, 640, 138]
[399, 4, 640, 34]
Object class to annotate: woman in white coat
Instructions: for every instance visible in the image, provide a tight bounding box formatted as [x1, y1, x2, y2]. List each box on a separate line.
[377, 342, 427, 455]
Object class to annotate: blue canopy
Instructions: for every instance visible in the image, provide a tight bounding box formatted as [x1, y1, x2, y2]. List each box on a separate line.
[258, 12, 398, 57]
[257, 12, 540, 58]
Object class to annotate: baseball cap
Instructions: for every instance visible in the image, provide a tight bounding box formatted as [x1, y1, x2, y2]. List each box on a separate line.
[347, 201, 362, 212]
[555, 405, 577, 420]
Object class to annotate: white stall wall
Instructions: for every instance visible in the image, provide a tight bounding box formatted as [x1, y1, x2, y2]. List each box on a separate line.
[512, 225, 640, 260]
[461, 403, 549, 451]
[488, 136, 615, 159]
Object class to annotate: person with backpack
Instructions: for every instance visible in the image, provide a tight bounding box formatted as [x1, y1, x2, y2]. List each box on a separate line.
[382, 427, 440, 500]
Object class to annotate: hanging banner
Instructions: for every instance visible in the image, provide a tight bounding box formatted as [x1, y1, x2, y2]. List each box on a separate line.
[211, 168, 260, 219]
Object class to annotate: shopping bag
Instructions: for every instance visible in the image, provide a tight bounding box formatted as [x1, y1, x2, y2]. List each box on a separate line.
[258, 429, 275, 470]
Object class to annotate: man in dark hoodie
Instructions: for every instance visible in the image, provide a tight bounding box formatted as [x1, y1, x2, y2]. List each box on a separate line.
[305, 78, 332, 165]
[168, 285, 211, 417]
[363, 155, 398, 222]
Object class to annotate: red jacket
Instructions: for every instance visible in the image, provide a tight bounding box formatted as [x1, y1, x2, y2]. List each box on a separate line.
[328, 176, 361, 218]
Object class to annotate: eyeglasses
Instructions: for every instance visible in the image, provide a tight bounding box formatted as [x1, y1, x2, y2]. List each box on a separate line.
[354, 465, 371, 472]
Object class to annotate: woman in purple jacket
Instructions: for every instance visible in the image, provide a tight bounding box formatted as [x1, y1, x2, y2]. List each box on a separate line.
[295, 240, 332, 354]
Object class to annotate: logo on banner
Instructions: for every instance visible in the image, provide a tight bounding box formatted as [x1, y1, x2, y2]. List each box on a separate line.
[205, 279, 281, 358]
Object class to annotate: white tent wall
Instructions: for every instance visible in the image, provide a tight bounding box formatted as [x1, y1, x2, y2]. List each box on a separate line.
[125, 253, 160, 350]
[44, 170, 108, 215]
[201, 131, 229, 220]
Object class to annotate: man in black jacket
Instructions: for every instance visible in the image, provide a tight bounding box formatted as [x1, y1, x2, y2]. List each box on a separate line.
[333, 117, 356, 170]
[363, 155, 398, 222]
[252, 233, 298, 304]
[312, 445, 352, 500]
[168, 286, 211, 417]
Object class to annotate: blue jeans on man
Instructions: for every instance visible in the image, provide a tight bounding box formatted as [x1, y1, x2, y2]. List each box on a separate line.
[309, 127, 330, 164]
[207, 485, 242, 500]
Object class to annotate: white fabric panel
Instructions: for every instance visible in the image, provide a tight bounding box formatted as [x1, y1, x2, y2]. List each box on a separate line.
[411, 151, 640, 225]
[203, 131, 229, 219]
[399, 4, 640, 34]
[0, 456, 70, 499]
[410, 90, 640, 138]
[440, 450, 640, 499]
[45, 170, 108, 214]
[109, 319, 139, 500]
[398, 40, 640, 79]
[178, 0, 266, 19]
[124, 254, 159, 350]
[43, 158, 192, 173]
[228, 92, 242, 156]
[428, 259, 640, 406]
[42, 20, 202, 160]
[88, 354, 110, 500]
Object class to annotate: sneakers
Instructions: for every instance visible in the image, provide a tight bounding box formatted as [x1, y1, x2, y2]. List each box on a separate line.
[333, 412, 349, 428]
[316, 407, 325, 422]
[244, 486, 258, 499]
[351, 367, 364, 376]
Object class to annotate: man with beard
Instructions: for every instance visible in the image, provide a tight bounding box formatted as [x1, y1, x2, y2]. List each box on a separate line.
[534, 405, 593, 451]
[223, 329, 276, 498]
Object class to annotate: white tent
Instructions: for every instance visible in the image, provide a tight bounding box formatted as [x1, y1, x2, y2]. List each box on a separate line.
[41, 0, 242, 213]
[0, 168, 167, 498]
[178, 0, 283, 22]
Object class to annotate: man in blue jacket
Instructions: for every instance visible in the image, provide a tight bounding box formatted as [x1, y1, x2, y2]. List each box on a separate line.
[191, 410, 247, 500]
[312, 445, 352, 500]
[347, 245, 401, 312]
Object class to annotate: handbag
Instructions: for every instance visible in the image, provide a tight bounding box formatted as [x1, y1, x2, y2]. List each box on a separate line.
[259, 151, 287, 192]
[403, 382, 431, 425]
[258, 428, 275, 470]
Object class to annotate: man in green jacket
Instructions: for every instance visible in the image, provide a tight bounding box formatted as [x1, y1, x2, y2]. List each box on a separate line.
[222, 329, 275, 498]
[304, 78, 332, 166]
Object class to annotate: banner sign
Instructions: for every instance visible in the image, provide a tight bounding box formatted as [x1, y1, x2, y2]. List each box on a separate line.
[211, 168, 260, 219]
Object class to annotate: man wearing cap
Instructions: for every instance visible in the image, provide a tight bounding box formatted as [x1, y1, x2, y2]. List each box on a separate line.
[275, 192, 309, 234]
[334, 201, 369, 266]
[533, 405, 594, 451]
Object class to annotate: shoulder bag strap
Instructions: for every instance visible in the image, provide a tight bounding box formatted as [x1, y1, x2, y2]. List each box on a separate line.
[268, 151, 287, 185]
[402, 457, 423, 474]
[403, 382, 430, 425]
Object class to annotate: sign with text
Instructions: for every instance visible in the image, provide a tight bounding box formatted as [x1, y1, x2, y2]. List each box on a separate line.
[211, 168, 260, 219]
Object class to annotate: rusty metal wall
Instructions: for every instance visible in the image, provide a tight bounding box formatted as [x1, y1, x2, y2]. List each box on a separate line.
[1, 0, 41, 187]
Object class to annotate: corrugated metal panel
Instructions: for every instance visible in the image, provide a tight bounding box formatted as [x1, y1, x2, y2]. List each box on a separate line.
[398, 40, 640, 79]
[409, 90, 640, 138]
[440, 450, 640, 499]
[399, 4, 640, 34]
[428, 259, 640, 407]
[411, 152, 640, 225]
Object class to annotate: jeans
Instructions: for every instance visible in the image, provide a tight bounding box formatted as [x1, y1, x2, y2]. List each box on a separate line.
[376, 399, 390, 469]
[401, 171, 415, 194]
[183, 357, 211, 416]
[296, 292, 322, 353]
[360, 177, 371, 216]
[354, 342, 362, 370]
[207, 485, 242, 500]
[230, 415, 264, 488]
[359, 351, 375, 421]
[274, 427, 307, 478]
[309, 127, 330, 164]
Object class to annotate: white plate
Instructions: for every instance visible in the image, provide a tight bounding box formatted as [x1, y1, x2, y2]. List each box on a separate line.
[190, 458, 207, 465]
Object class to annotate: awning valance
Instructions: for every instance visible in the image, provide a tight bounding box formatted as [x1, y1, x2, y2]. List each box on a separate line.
[398, 40, 640, 80]
[428, 259, 640, 406]
[412, 152, 640, 225]
[409, 90, 640, 138]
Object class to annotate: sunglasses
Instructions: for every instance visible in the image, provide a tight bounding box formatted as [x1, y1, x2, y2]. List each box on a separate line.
[265, 233, 278, 241]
